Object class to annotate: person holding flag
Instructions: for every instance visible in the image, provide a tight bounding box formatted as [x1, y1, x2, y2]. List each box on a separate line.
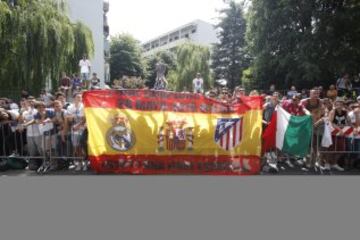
[263, 93, 313, 172]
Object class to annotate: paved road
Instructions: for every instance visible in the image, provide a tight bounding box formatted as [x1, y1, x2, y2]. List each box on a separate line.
[2, 165, 360, 176]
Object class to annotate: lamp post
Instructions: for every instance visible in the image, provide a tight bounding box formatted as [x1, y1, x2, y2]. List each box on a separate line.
[8, 0, 16, 7]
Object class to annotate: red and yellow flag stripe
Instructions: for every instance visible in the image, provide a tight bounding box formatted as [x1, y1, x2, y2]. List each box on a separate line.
[83, 90, 263, 175]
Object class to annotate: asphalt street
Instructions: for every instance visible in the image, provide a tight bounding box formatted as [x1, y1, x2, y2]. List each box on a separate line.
[2, 164, 360, 176]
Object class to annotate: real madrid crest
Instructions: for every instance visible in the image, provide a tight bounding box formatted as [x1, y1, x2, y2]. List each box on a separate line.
[106, 113, 136, 152]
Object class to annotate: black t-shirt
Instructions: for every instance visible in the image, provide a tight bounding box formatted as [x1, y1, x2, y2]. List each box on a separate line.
[90, 78, 100, 88]
[333, 110, 347, 127]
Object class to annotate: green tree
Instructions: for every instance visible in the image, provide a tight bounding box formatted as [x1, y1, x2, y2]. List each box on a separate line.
[168, 43, 212, 92]
[246, 0, 360, 90]
[0, 0, 94, 96]
[211, 1, 250, 90]
[145, 51, 176, 88]
[110, 34, 146, 81]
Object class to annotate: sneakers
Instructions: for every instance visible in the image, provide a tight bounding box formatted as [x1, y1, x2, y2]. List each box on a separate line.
[268, 163, 279, 172]
[323, 163, 331, 171]
[295, 159, 305, 167]
[69, 163, 76, 170]
[37, 165, 45, 174]
[82, 161, 88, 171]
[74, 161, 82, 171]
[331, 164, 345, 172]
[285, 160, 295, 168]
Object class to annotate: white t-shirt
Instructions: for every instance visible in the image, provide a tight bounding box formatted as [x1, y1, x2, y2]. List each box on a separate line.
[79, 59, 91, 74]
[22, 108, 41, 137]
[348, 111, 360, 124]
[66, 103, 85, 134]
[40, 93, 53, 106]
[193, 78, 204, 93]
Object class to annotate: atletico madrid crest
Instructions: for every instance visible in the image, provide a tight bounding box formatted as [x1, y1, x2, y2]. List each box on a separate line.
[215, 118, 243, 151]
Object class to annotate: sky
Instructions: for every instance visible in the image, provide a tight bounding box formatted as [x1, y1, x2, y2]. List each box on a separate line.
[108, 0, 232, 43]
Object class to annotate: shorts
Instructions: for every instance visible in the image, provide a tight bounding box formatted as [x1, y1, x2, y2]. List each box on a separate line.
[81, 72, 89, 81]
[71, 131, 83, 148]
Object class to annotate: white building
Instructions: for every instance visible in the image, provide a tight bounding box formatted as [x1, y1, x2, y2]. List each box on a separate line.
[142, 19, 219, 57]
[66, 0, 110, 86]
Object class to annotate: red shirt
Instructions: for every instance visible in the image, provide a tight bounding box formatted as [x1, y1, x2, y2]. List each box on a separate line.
[60, 77, 71, 87]
[282, 100, 305, 116]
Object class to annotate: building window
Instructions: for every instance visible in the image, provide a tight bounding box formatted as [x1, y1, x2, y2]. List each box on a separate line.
[192, 29, 196, 34]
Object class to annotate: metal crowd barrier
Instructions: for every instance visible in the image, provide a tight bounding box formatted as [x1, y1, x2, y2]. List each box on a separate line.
[0, 121, 86, 173]
[315, 125, 360, 169]
[262, 123, 360, 174]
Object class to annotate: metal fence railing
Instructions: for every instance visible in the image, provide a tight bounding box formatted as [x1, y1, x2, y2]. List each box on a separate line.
[0, 121, 86, 174]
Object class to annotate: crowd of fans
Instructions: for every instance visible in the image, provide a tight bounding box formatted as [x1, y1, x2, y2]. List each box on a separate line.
[0, 72, 88, 173]
[1, 71, 360, 174]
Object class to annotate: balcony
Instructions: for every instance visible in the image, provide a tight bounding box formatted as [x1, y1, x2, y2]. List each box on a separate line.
[103, 0, 109, 13]
[104, 25, 110, 38]
[142, 38, 190, 57]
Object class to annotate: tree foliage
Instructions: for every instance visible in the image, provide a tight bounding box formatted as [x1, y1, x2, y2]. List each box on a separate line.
[145, 51, 176, 88]
[168, 43, 212, 92]
[247, 0, 360, 90]
[0, 0, 94, 95]
[110, 34, 146, 81]
[211, 1, 250, 90]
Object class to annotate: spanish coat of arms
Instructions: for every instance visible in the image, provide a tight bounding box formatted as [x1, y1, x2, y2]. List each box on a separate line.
[157, 119, 194, 152]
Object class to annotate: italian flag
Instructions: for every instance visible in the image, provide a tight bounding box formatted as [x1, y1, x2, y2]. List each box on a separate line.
[263, 107, 313, 157]
[276, 107, 313, 156]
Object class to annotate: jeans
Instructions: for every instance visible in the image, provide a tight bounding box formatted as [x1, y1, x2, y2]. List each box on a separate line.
[27, 136, 43, 156]
[345, 137, 360, 160]
[81, 72, 89, 81]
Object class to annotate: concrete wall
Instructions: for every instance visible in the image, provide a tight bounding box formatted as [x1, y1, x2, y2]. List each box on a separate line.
[142, 19, 219, 57]
[67, 0, 105, 87]
[192, 20, 219, 47]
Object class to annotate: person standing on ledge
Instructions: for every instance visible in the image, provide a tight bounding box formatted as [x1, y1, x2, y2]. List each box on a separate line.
[153, 61, 168, 90]
[193, 73, 204, 94]
[79, 55, 91, 89]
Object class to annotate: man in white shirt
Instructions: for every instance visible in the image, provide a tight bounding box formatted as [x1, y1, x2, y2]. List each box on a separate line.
[64, 93, 86, 171]
[79, 55, 91, 87]
[21, 97, 43, 170]
[193, 73, 204, 94]
[40, 89, 53, 107]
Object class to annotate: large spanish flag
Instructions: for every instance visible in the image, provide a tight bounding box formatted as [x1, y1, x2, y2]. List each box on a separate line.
[83, 90, 263, 175]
